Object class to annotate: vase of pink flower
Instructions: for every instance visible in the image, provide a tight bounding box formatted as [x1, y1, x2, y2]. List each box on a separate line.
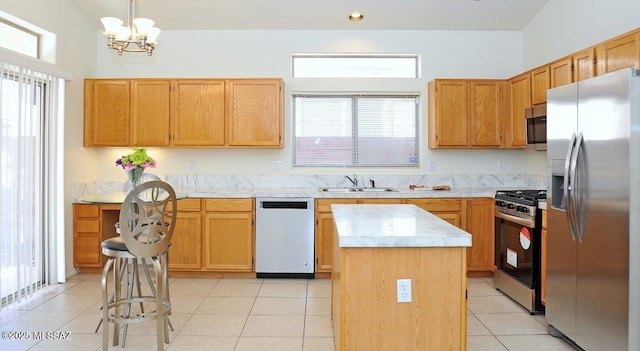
[115, 147, 157, 191]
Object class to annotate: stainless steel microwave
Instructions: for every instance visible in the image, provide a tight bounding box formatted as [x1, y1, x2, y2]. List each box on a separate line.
[525, 103, 546, 151]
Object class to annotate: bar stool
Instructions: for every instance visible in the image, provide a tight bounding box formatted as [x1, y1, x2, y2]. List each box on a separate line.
[100, 181, 177, 351]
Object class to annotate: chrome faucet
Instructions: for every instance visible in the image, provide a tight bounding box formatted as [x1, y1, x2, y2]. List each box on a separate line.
[345, 174, 359, 187]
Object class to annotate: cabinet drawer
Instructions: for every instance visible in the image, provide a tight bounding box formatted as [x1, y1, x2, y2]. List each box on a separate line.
[175, 198, 202, 212]
[316, 199, 359, 213]
[74, 204, 99, 218]
[404, 198, 461, 212]
[205, 198, 253, 212]
[75, 219, 100, 233]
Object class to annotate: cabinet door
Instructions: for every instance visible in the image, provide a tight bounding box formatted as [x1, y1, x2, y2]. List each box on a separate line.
[169, 212, 202, 270]
[596, 31, 639, 75]
[73, 204, 102, 267]
[541, 210, 548, 305]
[465, 198, 495, 272]
[204, 212, 254, 271]
[573, 48, 596, 82]
[468, 80, 502, 147]
[550, 57, 573, 88]
[435, 212, 462, 228]
[428, 80, 468, 147]
[171, 80, 225, 146]
[315, 212, 335, 273]
[226, 79, 283, 147]
[132, 80, 170, 146]
[530, 66, 549, 105]
[506, 73, 530, 148]
[84, 80, 130, 147]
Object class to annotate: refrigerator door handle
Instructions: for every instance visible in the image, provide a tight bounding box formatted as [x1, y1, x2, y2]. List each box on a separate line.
[563, 132, 578, 241]
[570, 132, 584, 242]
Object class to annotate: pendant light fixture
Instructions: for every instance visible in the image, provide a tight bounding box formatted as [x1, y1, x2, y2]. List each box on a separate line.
[100, 0, 160, 56]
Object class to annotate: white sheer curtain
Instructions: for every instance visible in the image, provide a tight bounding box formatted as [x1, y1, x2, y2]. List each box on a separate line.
[0, 52, 66, 308]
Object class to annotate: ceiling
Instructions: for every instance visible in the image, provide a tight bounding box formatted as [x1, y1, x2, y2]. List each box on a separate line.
[68, 0, 549, 31]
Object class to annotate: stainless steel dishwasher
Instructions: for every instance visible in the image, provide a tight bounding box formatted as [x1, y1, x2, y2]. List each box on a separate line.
[255, 198, 315, 278]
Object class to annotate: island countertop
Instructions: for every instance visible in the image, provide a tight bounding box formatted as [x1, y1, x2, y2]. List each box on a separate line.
[331, 204, 472, 248]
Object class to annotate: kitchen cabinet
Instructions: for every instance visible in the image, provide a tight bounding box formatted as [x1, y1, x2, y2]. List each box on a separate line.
[226, 79, 284, 147]
[404, 198, 463, 227]
[167, 198, 203, 270]
[505, 73, 530, 148]
[171, 80, 226, 146]
[550, 57, 573, 88]
[464, 198, 495, 273]
[596, 31, 639, 76]
[84, 79, 171, 147]
[541, 209, 547, 305]
[530, 65, 549, 105]
[204, 198, 254, 271]
[72, 203, 121, 271]
[315, 199, 359, 274]
[573, 48, 596, 82]
[84, 78, 283, 148]
[428, 79, 503, 149]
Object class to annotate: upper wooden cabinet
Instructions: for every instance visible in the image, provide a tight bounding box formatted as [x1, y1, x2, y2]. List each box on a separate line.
[596, 31, 640, 75]
[84, 78, 284, 148]
[530, 65, 549, 105]
[171, 80, 225, 147]
[504, 73, 529, 148]
[550, 57, 573, 89]
[428, 79, 503, 149]
[573, 48, 596, 82]
[226, 79, 283, 147]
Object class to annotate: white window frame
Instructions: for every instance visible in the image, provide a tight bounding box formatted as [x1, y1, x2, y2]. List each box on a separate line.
[292, 54, 420, 78]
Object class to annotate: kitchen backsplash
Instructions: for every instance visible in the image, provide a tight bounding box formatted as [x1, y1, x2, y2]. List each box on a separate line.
[72, 173, 546, 199]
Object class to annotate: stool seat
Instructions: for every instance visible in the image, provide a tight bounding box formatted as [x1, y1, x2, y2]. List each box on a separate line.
[101, 237, 127, 251]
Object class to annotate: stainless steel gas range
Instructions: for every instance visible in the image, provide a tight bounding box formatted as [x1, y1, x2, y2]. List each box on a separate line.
[493, 189, 546, 313]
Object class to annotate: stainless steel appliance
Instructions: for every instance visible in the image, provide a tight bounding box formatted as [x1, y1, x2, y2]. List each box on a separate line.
[526, 103, 547, 150]
[546, 68, 640, 350]
[494, 189, 546, 313]
[255, 198, 315, 278]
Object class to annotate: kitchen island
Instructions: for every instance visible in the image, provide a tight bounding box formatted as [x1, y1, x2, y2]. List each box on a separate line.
[331, 204, 472, 351]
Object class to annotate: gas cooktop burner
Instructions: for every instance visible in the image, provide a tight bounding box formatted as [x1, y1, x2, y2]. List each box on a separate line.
[495, 190, 546, 206]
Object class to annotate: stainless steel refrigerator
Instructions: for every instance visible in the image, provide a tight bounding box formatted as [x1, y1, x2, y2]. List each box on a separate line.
[546, 67, 640, 350]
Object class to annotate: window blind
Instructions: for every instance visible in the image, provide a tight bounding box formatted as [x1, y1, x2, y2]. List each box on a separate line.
[292, 94, 419, 167]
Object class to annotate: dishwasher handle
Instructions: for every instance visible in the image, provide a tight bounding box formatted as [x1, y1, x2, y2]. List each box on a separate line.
[260, 201, 309, 210]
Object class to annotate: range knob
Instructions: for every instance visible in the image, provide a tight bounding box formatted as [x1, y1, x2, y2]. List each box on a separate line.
[516, 206, 529, 213]
[507, 203, 515, 210]
[495, 200, 506, 207]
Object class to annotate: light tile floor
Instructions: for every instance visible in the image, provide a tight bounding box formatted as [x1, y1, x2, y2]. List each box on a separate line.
[0, 275, 577, 351]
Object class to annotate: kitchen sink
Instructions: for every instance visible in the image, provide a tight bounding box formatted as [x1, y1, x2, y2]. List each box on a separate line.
[319, 187, 397, 192]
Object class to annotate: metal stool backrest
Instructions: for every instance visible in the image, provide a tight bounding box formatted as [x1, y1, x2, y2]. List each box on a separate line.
[119, 181, 177, 258]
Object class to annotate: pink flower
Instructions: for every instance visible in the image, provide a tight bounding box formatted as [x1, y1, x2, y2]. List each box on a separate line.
[123, 163, 136, 171]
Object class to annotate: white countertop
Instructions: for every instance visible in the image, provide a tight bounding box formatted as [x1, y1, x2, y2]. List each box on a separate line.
[331, 204, 472, 248]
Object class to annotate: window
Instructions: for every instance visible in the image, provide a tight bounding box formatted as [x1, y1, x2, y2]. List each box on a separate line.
[292, 54, 419, 78]
[0, 20, 38, 58]
[292, 94, 419, 167]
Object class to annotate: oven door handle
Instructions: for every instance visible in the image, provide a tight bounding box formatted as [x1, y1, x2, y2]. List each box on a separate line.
[495, 211, 535, 228]
[563, 132, 577, 241]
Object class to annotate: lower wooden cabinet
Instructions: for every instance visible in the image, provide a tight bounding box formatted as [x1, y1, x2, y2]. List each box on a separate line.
[464, 198, 495, 273]
[541, 209, 548, 305]
[168, 198, 203, 270]
[315, 199, 358, 273]
[404, 198, 463, 227]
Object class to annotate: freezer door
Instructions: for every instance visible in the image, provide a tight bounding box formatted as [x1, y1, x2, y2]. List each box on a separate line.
[574, 68, 630, 351]
[546, 82, 578, 341]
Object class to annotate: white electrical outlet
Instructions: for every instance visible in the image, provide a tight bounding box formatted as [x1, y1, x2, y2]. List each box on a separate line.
[397, 279, 412, 303]
[428, 160, 436, 171]
[498, 161, 505, 171]
[269, 160, 284, 171]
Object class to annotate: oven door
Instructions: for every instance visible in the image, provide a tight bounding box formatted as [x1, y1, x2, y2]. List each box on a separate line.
[495, 212, 536, 288]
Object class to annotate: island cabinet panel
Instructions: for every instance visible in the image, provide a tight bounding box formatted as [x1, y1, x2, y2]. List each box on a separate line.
[505, 72, 530, 148]
[171, 80, 226, 146]
[333, 246, 467, 351]
[84, 80, 131, 147]
[167, 198, 203, 271]
[464, 198, 495, 273]
[226, 79, 283, 147]
[203, 198, 254, 272]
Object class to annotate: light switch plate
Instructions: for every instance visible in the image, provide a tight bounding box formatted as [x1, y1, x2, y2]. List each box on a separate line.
[269, 160, 284, 171]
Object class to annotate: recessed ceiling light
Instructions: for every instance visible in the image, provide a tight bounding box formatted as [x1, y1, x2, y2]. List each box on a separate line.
[349, 12, 364, 22]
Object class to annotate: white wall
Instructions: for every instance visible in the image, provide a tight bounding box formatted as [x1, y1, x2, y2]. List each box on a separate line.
[94, 29, 548, 182]
[522, 0, 640, 70]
